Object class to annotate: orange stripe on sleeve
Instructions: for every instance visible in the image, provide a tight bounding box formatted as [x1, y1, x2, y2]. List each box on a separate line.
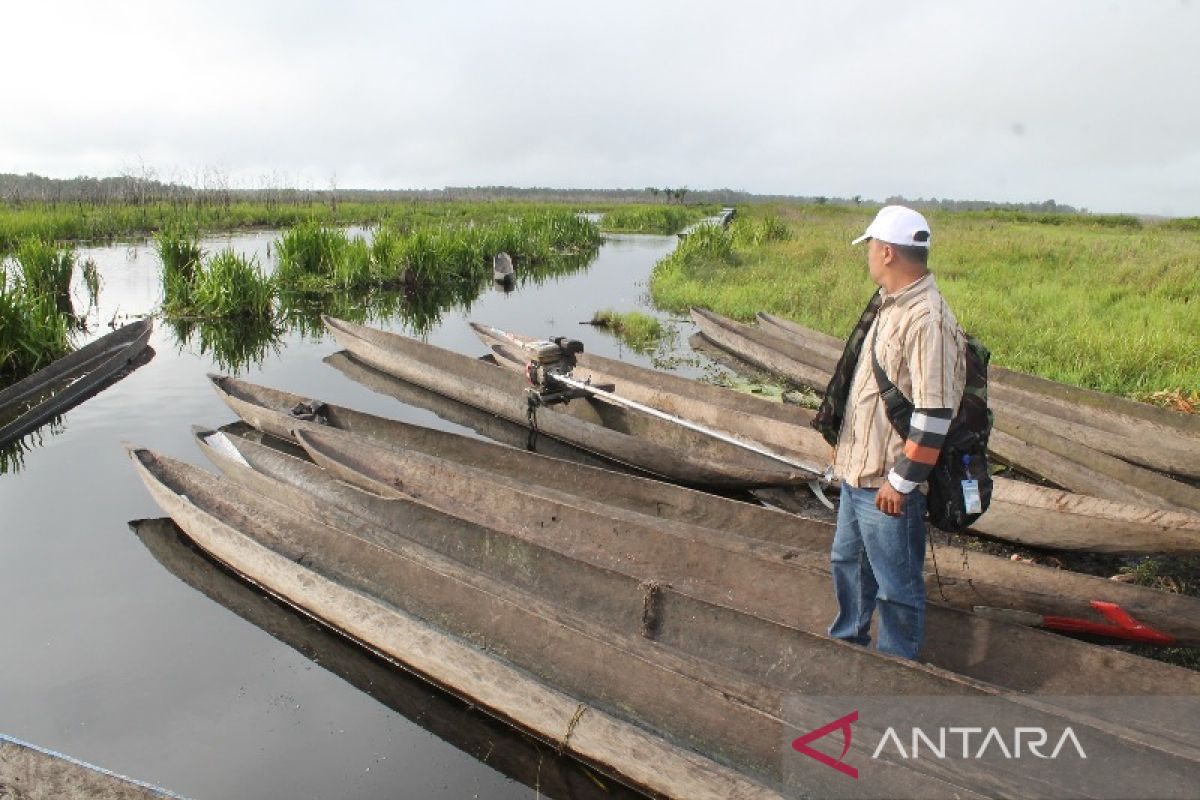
[904, 440, 941, 465]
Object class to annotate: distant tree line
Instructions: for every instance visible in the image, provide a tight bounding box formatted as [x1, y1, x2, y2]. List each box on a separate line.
[1, 171, 1083, 214]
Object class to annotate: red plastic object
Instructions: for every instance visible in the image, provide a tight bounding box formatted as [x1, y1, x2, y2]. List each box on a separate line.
[1041, 600, 1176, 645]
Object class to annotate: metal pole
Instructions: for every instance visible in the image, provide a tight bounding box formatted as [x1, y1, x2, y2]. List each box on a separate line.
[548, 372, 828, 478]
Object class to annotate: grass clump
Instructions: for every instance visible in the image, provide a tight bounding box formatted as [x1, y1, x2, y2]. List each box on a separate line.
[0, 270, 72, 379]
[14, 237, 75, 302]
[163, 248, 274, 320]
[275, 222, 355, 291]
[590, 309, 666, 353]
[600, 206, 706, 235]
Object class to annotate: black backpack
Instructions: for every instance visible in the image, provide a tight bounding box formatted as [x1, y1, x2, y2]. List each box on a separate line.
[870, 326, 993, 532]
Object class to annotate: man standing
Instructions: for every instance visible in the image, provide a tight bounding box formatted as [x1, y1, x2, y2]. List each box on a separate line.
[825, 206, 967, 660]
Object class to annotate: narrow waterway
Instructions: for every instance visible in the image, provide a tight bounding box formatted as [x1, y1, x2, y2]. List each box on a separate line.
[0, 230, 698, 799]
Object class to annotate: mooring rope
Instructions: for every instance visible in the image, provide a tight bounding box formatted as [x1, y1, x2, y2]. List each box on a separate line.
[525, 389, 541, 451]
[558, 703, 588, 754]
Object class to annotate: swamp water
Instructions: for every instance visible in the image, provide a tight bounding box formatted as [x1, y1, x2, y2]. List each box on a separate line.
[0, 230, 701, 799]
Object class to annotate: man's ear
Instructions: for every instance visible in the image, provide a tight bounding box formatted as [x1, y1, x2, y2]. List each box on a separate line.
[880, 242, 895, 265]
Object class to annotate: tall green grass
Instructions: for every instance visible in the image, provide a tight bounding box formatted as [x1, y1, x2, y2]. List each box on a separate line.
[162, 248, 274, 320]
[0, 199, 608, 253]
[590, 309, 666, 354]
[0, 277, 71, 379]
[274, 211, 601, 292]
[14, 237, 75, 301]
[600, 206, 707, 235]
[651, 204, 1200, 397]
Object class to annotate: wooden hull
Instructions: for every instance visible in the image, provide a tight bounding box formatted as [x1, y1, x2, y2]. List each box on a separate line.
[130, 447, 800, 799]
[692, 308, 1200, 547]
[476, 318, 1200, 553]
[322, 316, 813, 489]
[131, 517, 639, 800]
[140, 445, 1149, 799]
[0, 319, 153, 447]
[0, 732, 181, 799]
[209, 372, 1200, 643]
[759, 310, 1200, 440]
[753, 310, 1200, 480]
[284, 423, 1200, 700]
[145, 439, 1200, 797]
[471, 321, 828, 464]
[210, 369, 1200, 642]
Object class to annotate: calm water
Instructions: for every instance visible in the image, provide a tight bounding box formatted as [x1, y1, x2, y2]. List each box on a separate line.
[0, 231, 694, 799]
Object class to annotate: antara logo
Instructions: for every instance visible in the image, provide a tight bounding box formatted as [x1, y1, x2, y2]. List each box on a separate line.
[791, 710, 860, 779]
[792, 711, 1087, 780]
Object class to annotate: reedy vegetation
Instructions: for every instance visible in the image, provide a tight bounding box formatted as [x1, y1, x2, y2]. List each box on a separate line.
[590, 309, 666, 354]
[154, 210, 602, 339]
[0, 240, 75, 379]
[600, 205, 709, 235]
[651, 205, 1200, 398]
[0, 199, 668, 252]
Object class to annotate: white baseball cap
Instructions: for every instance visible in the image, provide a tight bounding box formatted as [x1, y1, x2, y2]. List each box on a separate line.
[851, 205, 932, 248]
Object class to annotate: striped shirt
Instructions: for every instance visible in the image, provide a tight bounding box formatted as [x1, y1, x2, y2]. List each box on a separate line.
[834, 272, 967, 493]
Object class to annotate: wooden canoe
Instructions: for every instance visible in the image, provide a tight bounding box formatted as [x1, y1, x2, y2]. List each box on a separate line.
[130, 517, 637, 800]
[322, 315, 815, 489]
[0, 732, 182, 799]
[470, 321, 826, 464]
[0, 318, 153, 447]
[204, 373, 1200, 648]
[693, 308, 1200, 523]
[153, 440, 1200, 796]
[136, 445, 1100, 800]
[468, 321, 1200, 553]
[189, 421, 1200, 780]
[752, 309, 1200, 480]
[283, 423, 1200, 700]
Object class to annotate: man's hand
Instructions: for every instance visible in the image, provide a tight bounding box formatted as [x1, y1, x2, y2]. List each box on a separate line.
[876, 482, 906, 517]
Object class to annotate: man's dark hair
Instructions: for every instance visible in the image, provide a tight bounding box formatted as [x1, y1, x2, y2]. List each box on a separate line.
[891, 242, 929, 267]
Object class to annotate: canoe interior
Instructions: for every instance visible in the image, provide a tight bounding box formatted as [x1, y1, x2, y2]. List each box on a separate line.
[130, 517, 642, 800]
[323, 316, 813, 488]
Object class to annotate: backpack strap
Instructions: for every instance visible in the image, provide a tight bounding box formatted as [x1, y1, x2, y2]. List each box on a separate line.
[869, 323, 914, 440]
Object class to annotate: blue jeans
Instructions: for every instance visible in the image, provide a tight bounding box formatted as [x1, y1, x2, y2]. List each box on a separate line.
[829, 482, 927, 660]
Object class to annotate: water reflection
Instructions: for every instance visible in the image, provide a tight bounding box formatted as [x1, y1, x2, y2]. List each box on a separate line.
[0, 340, 155, 473]
[130, 518, 646, 800]
[166, 317, 284, 374]
[0, 423, 58, 475]
[150, 231, 598, 372]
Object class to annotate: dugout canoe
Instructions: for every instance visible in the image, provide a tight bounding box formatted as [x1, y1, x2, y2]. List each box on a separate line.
[470, 321, 825, 464]
[322, 315, 815, 489]
[693, 308, 1200, 517]
[166, 438, 1200, 797]
[133, 445, 1112, 800]
[359, 342, 1200, 556]
[466, 322, 1200, 553]
[191, 421, 1200, 778]
[131, 518, 635, 800]
[0, 318, 153, 448]
[0, 732, 183, 800]
[283, 424, 1200, 700]
[129, 448, 793, 799]
[204, 373, 1200, 651]
[752, 309, 1200, 480]
[214, 368, 1200, 577]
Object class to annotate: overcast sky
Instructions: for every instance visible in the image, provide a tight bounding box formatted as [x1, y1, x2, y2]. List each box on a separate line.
[4, 1, 1198, 215]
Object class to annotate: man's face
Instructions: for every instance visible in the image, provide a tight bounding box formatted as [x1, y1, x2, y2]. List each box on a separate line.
[866, 238, 887, 286]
